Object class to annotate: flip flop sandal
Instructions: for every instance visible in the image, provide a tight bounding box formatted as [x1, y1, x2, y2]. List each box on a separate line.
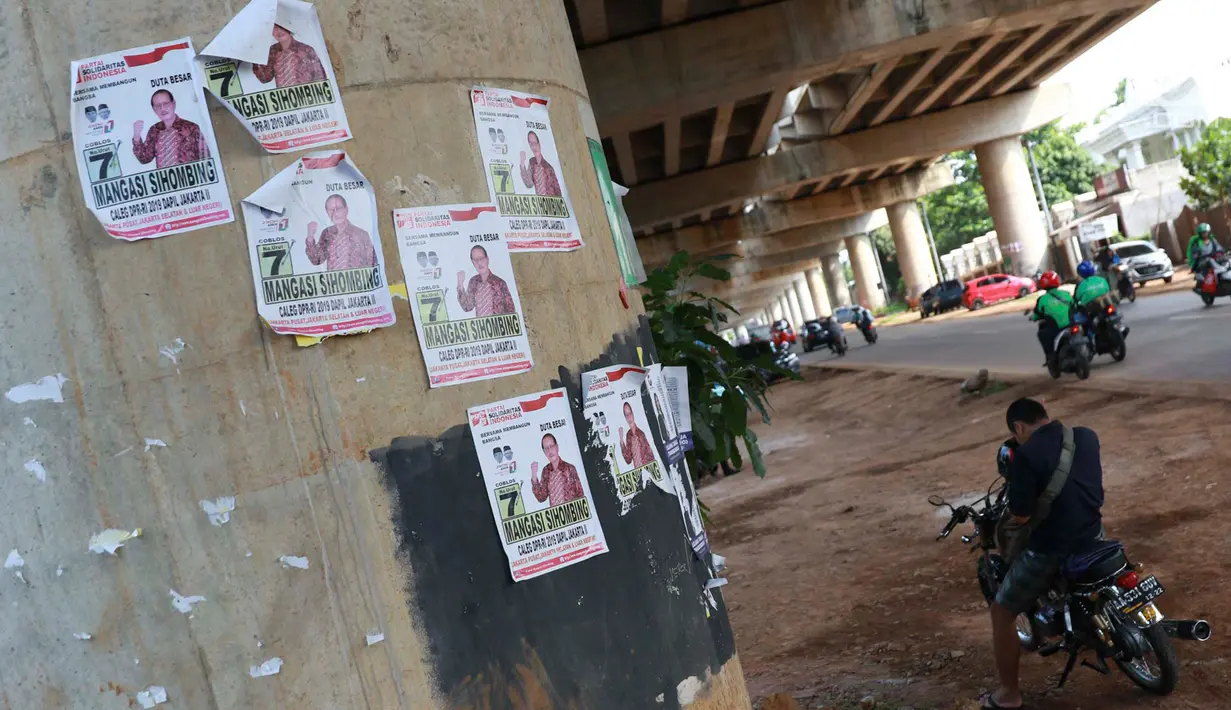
[980, 693, 1024, 709]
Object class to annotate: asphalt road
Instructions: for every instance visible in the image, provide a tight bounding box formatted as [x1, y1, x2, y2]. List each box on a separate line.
[799, 290, 1231, 381]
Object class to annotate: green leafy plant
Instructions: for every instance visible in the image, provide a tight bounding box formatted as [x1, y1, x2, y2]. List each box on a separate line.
[1179, 118, 1231, 212]
[642, 251, 800, 478]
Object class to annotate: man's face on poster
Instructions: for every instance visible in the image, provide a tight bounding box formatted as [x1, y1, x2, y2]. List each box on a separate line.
[470, 246, 490, 278]
[428, 251, 439, 267]
[416, 251, 427, 268]
[528, 132, 542, 158]
[85, 106, 98, 122]
[326, 195, 349, 227]
[98, 104, 110, 120]
[151, 91, 176, 123]
[272, 24, 294, 48]
[541, 434, 559, 465]
[624, 402, 635, 428]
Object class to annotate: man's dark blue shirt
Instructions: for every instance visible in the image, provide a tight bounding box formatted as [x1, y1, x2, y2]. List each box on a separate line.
[1008, 420, 1104, 555]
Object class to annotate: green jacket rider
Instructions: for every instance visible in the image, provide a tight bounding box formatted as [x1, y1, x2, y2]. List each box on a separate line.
[1187, 222, 1223, 269]
[1031, 285, 1074, 329]
[1074, 260, 1110, 307]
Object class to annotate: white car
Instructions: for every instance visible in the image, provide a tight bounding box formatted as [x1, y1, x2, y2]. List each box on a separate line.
[1110, 240, 1175, 287]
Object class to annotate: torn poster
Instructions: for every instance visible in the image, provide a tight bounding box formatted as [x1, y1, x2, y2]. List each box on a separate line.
[646, 364, 709, 558]
[662, 365, 693, 452]
[5, 374, 67, 404]
[471, 87, 582, 251]
[581, 365, 668, 511]
[392, 204, 533, 387]
[241, 151, 395, 338]
[69, 38, 234, 240]
[468, 388, 607, 581]
[199, 0, 350, 152]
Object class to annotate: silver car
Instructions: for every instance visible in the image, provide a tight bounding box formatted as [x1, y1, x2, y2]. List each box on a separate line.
[1111, 240, 1175, 287]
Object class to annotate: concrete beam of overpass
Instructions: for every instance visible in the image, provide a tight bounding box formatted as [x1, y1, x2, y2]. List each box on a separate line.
[635, 164, 950, 265]
[624, 83, 1070, 228]
[700, 259, 824, 294]
[581, 0, 1145, 134]
[737, 211, 888, 259]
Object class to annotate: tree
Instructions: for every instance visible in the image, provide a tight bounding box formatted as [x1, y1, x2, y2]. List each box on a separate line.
[1023, 121, 1101, 208]
[919, 151, 994, 256]
[1113, 78, 1128, 107]
[869, 224, 902, 299]
[1179, 118, 1231, 211]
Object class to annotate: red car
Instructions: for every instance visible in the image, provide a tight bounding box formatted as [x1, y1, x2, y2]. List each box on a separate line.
[770, 319, 797, 348]
[962, 274, 1037, 310]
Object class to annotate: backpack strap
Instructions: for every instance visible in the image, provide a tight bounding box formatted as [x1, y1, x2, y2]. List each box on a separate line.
[1026, 425, 1075, 533]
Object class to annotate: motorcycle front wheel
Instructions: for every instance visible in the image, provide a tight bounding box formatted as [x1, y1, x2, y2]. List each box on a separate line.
[1075, 356, 1091, 380]
[1110, 333, 1127, 362]
[1115, 625, 1180, 695]
[1201, 293, 1216, 306]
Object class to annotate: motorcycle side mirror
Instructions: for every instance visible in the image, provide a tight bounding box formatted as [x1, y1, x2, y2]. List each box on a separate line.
[927, 494, 947, 507]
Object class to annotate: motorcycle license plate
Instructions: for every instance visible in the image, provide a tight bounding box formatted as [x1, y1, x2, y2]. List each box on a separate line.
[1112, 576, 1165, 614]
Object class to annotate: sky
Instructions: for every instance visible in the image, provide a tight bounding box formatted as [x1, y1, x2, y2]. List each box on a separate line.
[1047, 0, 1231, 125]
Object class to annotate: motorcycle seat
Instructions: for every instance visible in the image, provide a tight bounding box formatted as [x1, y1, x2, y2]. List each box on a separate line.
[1063, 540, 1127, 585]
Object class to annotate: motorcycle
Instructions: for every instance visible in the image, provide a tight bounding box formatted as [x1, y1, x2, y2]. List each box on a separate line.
[930, 469, 1210, 697]
[1081, 302, 1129, 363]
[857, 321, 878, 345]
[829, 331, 848, 357]
[1194, 250, 1231, 306]
[1113, 264, 1136, 303]
[1046, 313, 1093, 380]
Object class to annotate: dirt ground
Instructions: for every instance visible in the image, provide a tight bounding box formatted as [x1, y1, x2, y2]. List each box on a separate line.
[702, 366, 1231, 710]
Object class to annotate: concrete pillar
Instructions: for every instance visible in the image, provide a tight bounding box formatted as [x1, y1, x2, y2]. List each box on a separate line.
[785, 288, 805, 329]
[886, 201, 938, 301]
[976, 135, 1049, 277]
[845, 233, 887, 311]
[793, 276, 817, 322]
[735, 324, 749, 343]
[771, 299, 785, 322]
[1126, 139, 1147, 169]
[5, 2, 750, 707]
[805, 267, 833, 318]
[821, 246, 853, 308]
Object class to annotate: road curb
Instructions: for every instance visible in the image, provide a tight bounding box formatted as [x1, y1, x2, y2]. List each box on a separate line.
[805, 360, 1231, 403]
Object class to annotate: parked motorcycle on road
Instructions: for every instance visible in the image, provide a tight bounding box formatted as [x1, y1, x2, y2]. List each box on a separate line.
[1194, 250, 1231, 306]
[930, 459, 1210, 696]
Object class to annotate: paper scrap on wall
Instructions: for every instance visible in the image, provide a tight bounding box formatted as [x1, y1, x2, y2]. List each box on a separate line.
[200, 0, 351, 152]
[70, 38, 234, 240]
[393, 204, 534, 386]
[241, 151, 395, 338]
[662, 366, 693, 452]
[582, 365, 669, 511]
[646, 365, 709, 558]
[469, 389, 607, 581]
[471, 87, 583, 251]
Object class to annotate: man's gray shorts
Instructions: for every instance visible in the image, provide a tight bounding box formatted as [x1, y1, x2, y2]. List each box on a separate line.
[994, 550, 1064, 615]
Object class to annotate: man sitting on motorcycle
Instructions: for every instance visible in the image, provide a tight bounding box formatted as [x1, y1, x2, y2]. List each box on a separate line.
[1028, 271, 1074, 366]
[1074, 260, 1111, 308]
[983, 398, 1105, 709]
[1187, 222, 1225, 275]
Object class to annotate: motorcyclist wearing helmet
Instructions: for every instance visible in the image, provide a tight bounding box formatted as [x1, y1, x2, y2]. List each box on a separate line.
[1028, 271, 1074, 365]
[1073, 260, 1111, 309]
[1187, 223, 1223, 272]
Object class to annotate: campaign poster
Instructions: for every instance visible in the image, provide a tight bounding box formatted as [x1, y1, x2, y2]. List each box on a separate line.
[582, 366, 669, 510]
[468, 389, 608, 582]
[662, 365, 694, 452]
[240, 151, 395, 338]
[69, 38, 234, 240]
[200, 0, 351, 153]
[471, 87, 583, 252]
[393, 204, 533, 387]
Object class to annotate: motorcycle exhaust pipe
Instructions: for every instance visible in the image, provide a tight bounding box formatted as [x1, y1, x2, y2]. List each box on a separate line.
[1161, 619, 1213, 642]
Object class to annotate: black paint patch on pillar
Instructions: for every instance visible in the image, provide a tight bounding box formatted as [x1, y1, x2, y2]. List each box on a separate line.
[371, 317, 736, 709]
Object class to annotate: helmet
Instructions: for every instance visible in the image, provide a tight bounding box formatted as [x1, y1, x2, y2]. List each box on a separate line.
[1198, 222, 1212, 236]
[1038, 271, 1061, 290]
[1077, 260, 1097, 278]
[997, 440, 1017, 478]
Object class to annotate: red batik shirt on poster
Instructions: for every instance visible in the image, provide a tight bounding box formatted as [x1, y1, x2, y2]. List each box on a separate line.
[306, 223, 377, 271]
[621, 426, 655, 468]
[253, 39, 326, 88]
[532, 460, 584, 507]
[520, 156, 563, 197]
[459, 273, 516, 317]
[132, 118, 210, 168]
